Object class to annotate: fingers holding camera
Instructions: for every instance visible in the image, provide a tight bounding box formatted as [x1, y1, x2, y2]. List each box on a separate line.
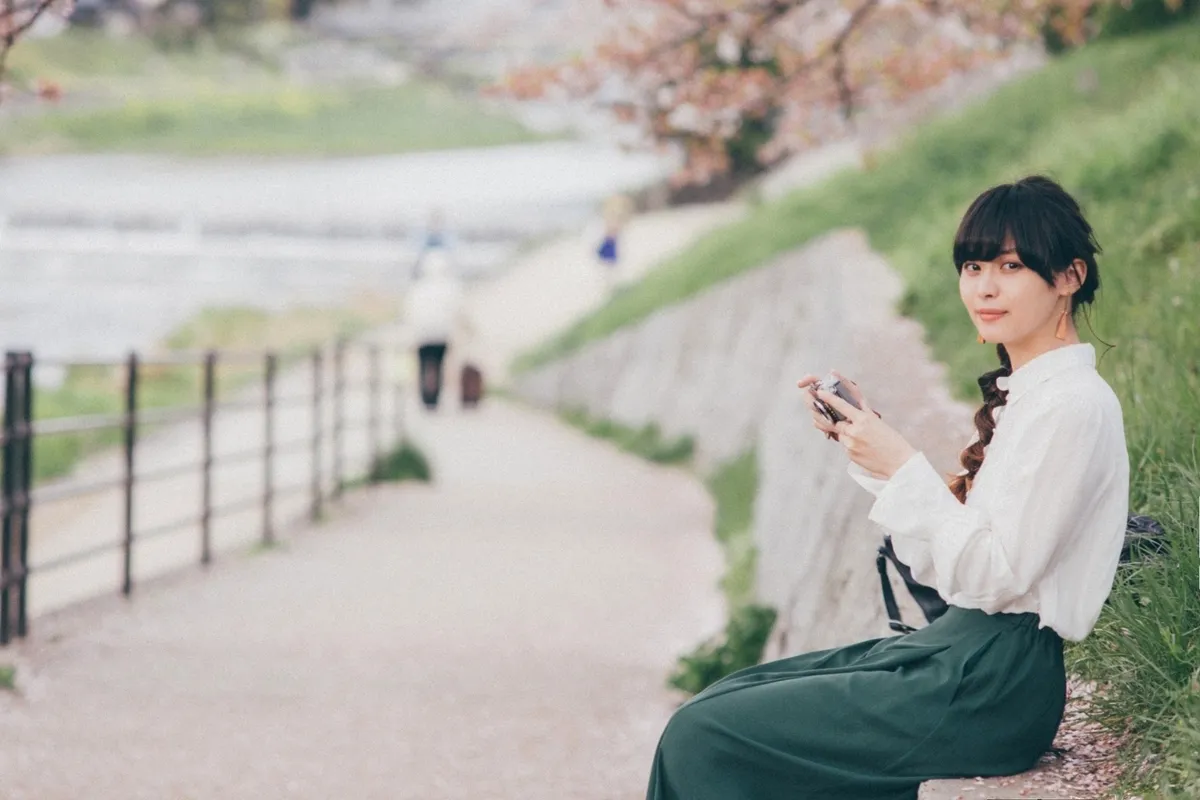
[817, 390, 918, 478]
[811, 412, 839, 440]
[796, 374, 821, 409]
[797, 375, 840, 440]
[814, 389, 863, 424]
[829, 370, 873, 414]
[796, 375, 826, 416]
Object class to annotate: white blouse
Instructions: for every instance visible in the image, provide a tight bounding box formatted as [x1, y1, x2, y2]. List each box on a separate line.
[847, 343, 1130, 642]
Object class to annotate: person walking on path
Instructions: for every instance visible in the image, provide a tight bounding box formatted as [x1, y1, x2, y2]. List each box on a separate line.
[594, 193, 633, 295]
[646, 175, 1129, 800]
[410, 206, 458, 281]
[403, 249, 472, 410]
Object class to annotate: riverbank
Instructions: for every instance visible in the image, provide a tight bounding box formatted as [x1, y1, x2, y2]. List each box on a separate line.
[1, 28, 545, 156]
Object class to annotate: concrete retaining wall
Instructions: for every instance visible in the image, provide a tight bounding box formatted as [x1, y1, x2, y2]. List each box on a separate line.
[512, 228, 979, 656]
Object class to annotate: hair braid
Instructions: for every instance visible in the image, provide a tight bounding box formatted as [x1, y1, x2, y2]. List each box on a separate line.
[948, 344, 1012, 504]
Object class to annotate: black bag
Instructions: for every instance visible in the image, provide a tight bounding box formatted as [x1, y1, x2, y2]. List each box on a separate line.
[876, 514, 1169, 634]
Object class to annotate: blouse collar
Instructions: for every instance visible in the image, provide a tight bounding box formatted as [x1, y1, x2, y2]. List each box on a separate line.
[995, 343, 1095, 400]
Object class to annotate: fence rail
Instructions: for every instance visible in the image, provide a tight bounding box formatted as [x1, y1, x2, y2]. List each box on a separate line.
[0, 339, 406, 645]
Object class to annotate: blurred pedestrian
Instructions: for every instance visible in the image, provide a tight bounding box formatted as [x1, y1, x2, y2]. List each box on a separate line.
[595, 194, 633, 293]
[411, 207, 458, 281]
[403, 250, 471, 410]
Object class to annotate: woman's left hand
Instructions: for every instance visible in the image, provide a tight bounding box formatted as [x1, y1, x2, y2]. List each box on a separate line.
[814, 386, 918, 480]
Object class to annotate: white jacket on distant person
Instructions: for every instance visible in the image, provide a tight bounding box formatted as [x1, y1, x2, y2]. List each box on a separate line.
[404, 250, 470, 347]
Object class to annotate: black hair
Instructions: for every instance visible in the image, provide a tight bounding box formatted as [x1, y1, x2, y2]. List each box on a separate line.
[953, 174, 1102, 311]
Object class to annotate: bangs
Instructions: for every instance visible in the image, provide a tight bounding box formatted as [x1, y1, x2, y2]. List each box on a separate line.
[953, 184, 1070, 278]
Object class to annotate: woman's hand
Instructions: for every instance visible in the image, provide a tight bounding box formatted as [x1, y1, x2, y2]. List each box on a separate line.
[797, 370, 878, 441]
[797, 373, 839, 441]
[798, 371, 917, 479]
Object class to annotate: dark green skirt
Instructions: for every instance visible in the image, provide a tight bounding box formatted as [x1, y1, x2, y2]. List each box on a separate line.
[647, 606, 1066, 800]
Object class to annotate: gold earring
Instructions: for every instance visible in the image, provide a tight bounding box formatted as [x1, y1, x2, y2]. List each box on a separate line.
[977, 332, 985, 344]
[1055, 299, 1070, 341]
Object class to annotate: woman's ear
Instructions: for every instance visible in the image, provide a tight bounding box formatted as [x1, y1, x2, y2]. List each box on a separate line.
[1068, 259, 1087, 291]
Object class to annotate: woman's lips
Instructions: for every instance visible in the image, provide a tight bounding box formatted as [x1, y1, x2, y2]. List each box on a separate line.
[977, 311, 1007, 322]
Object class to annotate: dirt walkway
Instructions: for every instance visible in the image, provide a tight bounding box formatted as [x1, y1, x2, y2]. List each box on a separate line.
[1, 400, 723, 799]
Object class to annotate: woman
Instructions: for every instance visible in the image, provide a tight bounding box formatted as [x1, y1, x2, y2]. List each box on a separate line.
[404, 249, 470, 410]
[645, 175, 1130, 800]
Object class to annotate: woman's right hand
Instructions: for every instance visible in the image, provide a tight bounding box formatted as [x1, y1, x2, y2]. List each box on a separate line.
[797, 374, 840, 440]
[797, 371, 878, 441]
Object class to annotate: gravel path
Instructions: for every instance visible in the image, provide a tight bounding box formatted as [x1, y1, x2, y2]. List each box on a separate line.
[1, 396, 724, 800]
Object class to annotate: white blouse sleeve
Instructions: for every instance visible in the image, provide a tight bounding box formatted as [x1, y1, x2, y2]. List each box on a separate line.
[864, 397, 1106, 613]
[847, 461, 889, 496]
[849, 427, 977, 497]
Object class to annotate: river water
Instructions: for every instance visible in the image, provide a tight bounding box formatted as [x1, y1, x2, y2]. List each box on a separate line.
[0, 142, 671, 364]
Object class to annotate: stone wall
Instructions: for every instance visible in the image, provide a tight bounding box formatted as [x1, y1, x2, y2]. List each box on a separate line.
[512, 229, 980, 657]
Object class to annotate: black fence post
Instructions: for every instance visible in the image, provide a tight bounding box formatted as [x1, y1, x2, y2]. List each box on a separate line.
[15, 353, 32, 638]
[121, 352, 139, 597]
[1, 351, 32, 644]
[263, 352, 276, 547]
[393, 345, 405, 447]
[332, 339, 345, 500]
[200, 351, 216, 566]
[1, 353, 14, 645]
[368, 343, 381, 479]
[311, 348, 323, 522]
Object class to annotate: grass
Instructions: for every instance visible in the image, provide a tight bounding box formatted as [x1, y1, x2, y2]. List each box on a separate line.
[5, 29, 195, 84]
[0, 83, 545, 156]
[0, 30, 546, 156]
[707, 450, 760, 610]
[366, 440, 432, 484]
[558, 407, 696, 465]
[33, 301, 393, 484]
[517, 22, 1200, 793]
[669, 450, 776, 696]
[1068, 494, 1200, 797]
[0, 664, 14, 691]
[249, 539, 286, 555]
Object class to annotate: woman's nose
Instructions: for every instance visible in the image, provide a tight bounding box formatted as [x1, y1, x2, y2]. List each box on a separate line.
[976, 271, 999, 297]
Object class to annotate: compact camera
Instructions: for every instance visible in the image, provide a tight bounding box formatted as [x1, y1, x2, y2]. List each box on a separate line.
[809, 374, 862, 424]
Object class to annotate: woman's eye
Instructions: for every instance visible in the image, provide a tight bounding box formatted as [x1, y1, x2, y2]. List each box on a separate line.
[1003, 261, 1023, 270]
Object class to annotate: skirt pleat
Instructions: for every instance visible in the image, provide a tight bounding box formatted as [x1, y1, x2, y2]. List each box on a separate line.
[646, 606, 1066, 800]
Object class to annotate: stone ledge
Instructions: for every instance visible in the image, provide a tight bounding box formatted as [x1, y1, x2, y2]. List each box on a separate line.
[920, 758, 1086, 800]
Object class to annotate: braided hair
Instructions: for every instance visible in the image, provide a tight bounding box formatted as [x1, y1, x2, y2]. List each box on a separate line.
[947, 176, 1103, 504]
[948, 344, 1012, 503]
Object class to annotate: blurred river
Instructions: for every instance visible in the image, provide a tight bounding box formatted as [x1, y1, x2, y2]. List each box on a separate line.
[0, 142, 672, 364]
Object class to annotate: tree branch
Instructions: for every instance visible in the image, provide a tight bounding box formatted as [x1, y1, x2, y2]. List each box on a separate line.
[2, 0, 60, 42]
[619, 0, 811, 72]
[499, 0, 1096, 186]
[829, 0, 881, 120]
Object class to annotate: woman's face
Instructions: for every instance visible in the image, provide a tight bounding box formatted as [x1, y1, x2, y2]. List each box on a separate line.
[959, 244, 1081, 348]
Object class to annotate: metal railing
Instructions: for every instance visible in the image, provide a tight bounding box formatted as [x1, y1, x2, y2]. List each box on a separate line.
[0, 339, 407, 645]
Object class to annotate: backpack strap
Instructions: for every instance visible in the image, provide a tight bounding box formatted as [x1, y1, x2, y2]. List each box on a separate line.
[876, 545, 918, 634]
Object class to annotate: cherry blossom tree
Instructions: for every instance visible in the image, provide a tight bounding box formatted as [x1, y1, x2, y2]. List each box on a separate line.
[496, 0, 1114, 186]
[0, 0, 73, 102]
